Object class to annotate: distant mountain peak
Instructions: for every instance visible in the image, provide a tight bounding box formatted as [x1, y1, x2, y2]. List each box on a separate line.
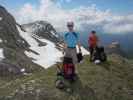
[106, 41, 126, 57]
[22, 20, 60, 43]
[108, 41, 120, 48]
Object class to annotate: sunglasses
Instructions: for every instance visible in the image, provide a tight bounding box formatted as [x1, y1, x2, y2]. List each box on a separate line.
[67, 25, 73, 27]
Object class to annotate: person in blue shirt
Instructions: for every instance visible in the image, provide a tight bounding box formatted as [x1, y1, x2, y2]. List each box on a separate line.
[63, 21, 81, 72]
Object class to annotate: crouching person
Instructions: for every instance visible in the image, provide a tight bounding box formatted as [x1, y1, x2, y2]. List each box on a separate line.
[88, 31, 99, 62]
[88, 31, 107, 64]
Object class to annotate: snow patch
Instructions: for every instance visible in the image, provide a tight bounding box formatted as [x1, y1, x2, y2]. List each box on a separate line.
[50, 30, 59, 38]
[0, 17, 2, 21]
[76, 46, 90, 55]
[0, 39, 2, 43]
[20, 68, 26, 73]
[0, 48, 4, 60]
[17, 26, 63, 68]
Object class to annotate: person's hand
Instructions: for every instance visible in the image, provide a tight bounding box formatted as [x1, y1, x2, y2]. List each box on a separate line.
[61, 43, 67, 55]
[78, 42, 81, 53]
[61, 43, 66, 49]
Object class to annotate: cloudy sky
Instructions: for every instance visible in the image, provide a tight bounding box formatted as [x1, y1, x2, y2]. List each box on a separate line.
[0, 0, 133, 34]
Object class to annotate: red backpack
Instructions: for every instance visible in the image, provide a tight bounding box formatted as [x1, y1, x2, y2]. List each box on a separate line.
[63, 57, 75, 80]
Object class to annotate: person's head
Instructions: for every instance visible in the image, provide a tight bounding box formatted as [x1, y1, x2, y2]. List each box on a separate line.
[67, 21, 74, 32]
[91, 30, 96, 36]
[91, 30, 96, 34]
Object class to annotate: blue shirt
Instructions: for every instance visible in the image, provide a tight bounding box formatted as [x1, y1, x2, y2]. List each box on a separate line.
[64, 32, 79, 48]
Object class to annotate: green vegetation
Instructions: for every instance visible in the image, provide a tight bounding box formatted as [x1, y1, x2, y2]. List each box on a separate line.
[0, 55, 133, 100]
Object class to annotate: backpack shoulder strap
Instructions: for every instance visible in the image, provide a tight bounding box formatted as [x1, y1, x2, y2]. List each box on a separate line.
[65, 33, 69, 38]
[72, 32, 78, 39]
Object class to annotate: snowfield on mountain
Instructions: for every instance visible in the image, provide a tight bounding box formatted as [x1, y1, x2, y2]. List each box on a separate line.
[17, 26, 62, 68]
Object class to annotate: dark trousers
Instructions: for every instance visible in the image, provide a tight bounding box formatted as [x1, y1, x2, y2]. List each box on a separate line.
[89, 46, 94, 61]
[89, 46, 98, 61]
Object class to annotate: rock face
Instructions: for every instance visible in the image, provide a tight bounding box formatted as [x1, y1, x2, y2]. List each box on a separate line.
[0, 5, 42, 76]
[0, 6, 29, 49]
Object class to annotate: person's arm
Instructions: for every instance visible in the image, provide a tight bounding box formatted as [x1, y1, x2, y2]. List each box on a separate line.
[63, 33, 67, 49]
[78, 42, 81, 52]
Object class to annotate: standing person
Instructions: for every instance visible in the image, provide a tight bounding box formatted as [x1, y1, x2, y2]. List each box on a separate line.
[63, 21, 81, 74]
[88, 31, 99, 61]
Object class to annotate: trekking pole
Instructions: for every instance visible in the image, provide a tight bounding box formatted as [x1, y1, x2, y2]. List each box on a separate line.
[56, 63, 63, 73]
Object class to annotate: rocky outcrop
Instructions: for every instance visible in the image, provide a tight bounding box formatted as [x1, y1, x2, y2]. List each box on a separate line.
[0, 5, 43, 76]
[0, 62, 23, 76]
[0, 6, 29, 49]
